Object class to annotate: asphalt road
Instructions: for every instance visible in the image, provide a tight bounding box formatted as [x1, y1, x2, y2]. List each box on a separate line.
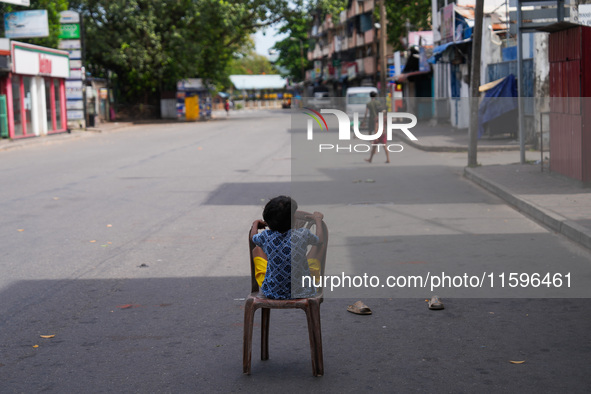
[0, 110, 590, 393]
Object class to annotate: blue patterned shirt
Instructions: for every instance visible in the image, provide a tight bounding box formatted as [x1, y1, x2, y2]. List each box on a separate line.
[252, 228, 319, 299]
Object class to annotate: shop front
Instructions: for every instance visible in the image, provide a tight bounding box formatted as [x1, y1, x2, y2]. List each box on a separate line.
[0, 40, 68, 139]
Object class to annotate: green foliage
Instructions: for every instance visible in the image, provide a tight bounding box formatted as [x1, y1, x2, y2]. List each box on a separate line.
[385, 0, 432, 51]
[68, 0, 290, 104]
[0, 0, 68, 48]
[226, 50, 279, 76]
[314, 0, 347, 16]
[272, 0, 346, 82]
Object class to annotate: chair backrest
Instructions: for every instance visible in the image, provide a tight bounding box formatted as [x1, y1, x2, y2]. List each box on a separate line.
[248, 210, 329, 295]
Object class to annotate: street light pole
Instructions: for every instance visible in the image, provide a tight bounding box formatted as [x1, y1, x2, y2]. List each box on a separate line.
[379, 0, 388, 96]
[468, 0, 484, 167]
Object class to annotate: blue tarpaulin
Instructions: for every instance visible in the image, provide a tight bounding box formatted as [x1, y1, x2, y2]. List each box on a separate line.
[428, 38, 472, 64]
[477, 74, 518, 138]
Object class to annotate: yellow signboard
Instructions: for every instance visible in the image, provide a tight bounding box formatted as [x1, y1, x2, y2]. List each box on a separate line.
[185, 96, 199, 120]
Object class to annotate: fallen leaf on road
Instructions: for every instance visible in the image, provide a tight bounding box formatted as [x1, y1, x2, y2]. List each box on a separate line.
[40, 335, 55, 339]
[510, 360, 525, 364]
[116, 304, 140, 309]
[17, 229, 24, 232]
[90, 240, 96, 243]
[32, 345, 39, 348]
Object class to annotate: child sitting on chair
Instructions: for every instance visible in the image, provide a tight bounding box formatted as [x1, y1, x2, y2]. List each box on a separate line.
[252, 196, 323, 300]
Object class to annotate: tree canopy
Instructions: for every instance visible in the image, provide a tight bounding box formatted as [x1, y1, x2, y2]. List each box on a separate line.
[67, 0, 290, 104]
[385, 0, 432, 51]
[271, 0, 346, 82]
[226, 49, 279, 76]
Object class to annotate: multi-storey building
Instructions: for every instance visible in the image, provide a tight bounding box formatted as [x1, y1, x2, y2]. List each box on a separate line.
[306, 0, 392, 97]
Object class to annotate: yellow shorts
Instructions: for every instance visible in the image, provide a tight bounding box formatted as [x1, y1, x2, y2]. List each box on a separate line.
[253, 257, 321, 288]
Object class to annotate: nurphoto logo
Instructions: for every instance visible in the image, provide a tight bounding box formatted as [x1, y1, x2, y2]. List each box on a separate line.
[302, 108, 419, 153]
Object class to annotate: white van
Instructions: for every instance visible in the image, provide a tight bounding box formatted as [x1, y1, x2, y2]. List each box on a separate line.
[345, 86, 379, 118]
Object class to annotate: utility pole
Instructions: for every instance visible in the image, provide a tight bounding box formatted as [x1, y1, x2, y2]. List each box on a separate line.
[468, 0, 484, 167]
[379, 0, 388, 97]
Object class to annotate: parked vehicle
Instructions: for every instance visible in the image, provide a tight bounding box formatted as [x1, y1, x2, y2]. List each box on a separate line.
[307, 86, 332, 110]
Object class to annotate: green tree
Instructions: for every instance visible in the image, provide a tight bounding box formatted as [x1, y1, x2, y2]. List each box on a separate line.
[0, 0, 68, 49]
[385, 0, 432, 51]
[69, 0, 289, 105]
[271, 0, 346, 82]
[227, 50, 279, 76]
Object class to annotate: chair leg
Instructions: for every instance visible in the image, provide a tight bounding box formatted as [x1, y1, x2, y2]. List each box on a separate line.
[309, 300, 324, 376]
[303, 305, 319, 376]
[261, 308, 270, 360]
[243, 298, 256, 374]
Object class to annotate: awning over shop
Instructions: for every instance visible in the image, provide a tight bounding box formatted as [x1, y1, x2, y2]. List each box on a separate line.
[428, 37, 472, 64]
[229, 74, 287, 90]
[393, 70, 432, 83]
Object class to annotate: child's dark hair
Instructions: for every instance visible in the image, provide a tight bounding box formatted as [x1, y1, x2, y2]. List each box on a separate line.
[263, 196, 297, 233]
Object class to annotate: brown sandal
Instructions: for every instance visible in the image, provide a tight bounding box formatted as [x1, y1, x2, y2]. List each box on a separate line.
[428, 295, 444, 310]
[347, 300, 372, 315]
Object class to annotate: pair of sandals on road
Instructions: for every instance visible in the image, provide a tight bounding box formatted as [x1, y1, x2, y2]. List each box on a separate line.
[346, 296, 444, 315]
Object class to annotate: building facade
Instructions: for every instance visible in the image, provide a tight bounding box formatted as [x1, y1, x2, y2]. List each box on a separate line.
[0, 40, 68, 139]
[307, 0, 391, 96]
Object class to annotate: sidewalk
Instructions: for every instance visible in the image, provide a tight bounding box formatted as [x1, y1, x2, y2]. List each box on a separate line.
[400, 121, 533, 152]
[0, 121, 134, 152]
[398, 122, 591, 251]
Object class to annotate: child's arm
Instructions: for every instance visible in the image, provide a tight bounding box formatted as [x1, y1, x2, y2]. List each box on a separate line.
[304, 212, 324, 245]
[250, 220, 268, 245]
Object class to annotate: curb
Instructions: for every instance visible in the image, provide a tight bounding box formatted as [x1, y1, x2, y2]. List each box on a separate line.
[464, 167, 591, 251]
[0, 123, 135, 152]
[393, 130, 529, 152]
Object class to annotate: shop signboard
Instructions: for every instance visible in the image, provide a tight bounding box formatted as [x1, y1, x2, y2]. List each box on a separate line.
[59, 24, 80, 39]
[12, 42, 69, 78]
[580, 4, 591, 27]
[69, 68, 83, 79]
[177, 78, 204, 91]
[347, 64, 357, 80]
[314, 60, 322, 76]
[1, 1, 30, 5]
[440, 4, 454, 43]
[67, 110, 84, 120]
[66, 100, 84, 110]
[4, 10, 49, 39]
[59, 10, 80, 24]
[66, 80, 83, 99]
[66, 49, 81, 60]
[58, 40, 81, 50]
